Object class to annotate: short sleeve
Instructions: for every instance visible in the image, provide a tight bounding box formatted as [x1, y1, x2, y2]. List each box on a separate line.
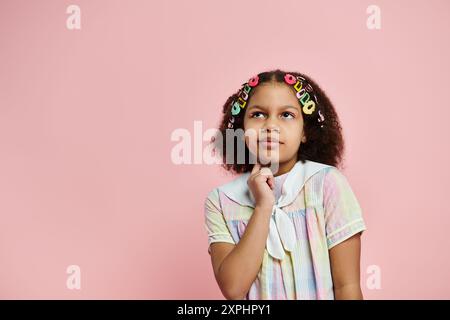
[323, 167, 367, 250]
[204, 188, 236, 254]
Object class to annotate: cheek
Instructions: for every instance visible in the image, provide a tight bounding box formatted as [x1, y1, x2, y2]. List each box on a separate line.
[243, 128, 258, 153]
[243, 121, 263, 140]
[283, 121, 303, 143]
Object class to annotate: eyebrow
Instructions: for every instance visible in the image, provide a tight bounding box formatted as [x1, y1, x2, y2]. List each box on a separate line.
[247, 104, 300, 112]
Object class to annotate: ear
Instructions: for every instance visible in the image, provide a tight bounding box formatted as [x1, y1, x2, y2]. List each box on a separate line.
[301, 136, 307, 143]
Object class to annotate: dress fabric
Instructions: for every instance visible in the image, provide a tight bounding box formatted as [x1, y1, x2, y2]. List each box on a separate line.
[204, 160, 367, 300]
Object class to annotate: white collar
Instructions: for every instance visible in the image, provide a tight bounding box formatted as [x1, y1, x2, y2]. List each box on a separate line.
[218, 159, 331, 209]
[218, 159, 332, 260]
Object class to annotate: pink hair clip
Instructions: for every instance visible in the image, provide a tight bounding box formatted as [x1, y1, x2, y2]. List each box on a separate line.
[248, 75, 259, 87]
[284, 74, 297, 85]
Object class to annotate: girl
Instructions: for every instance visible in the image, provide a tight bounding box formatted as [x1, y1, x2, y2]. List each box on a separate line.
[204, 69, 366, 300]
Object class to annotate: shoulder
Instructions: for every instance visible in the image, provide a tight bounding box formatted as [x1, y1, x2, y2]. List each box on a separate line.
[204, 173, 247, 202]
[322, 166, 351, 188]
[204, 173, 248, 208]
[204, 187, 221, 211]
[215, 173, 253, 207]
[299, 160, 338, 186]
[205, 187, 220, 201]
[301, 159, 335, 177]
[216, 173, 249, 192]
[321, 166, 361, 208]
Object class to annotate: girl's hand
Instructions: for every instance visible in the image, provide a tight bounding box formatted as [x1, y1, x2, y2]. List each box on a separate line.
[247, 162, 275, 210]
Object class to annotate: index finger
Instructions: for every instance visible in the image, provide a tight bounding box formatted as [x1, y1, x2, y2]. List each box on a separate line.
[251, 161, 261, 174]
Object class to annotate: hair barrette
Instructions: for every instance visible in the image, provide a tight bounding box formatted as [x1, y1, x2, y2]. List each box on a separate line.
[227, 75, 259, 129]
[227, 73, 325, 129]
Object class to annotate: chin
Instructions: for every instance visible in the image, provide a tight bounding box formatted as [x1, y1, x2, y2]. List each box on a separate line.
[256, 153, 282, 166]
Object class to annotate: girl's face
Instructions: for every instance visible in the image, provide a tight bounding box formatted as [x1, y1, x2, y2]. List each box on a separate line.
[243, 82, 306, 167]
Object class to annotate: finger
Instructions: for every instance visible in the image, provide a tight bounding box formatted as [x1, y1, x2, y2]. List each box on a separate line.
[259, 167, 273, 177]
[251, 161, 261, 175]
[267, 175, 275, 190]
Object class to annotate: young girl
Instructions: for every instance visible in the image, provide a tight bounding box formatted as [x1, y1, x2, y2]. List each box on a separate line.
[204, 69, 367, 300]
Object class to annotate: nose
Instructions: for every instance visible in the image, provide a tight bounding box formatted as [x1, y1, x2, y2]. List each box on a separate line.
[262, 118, 281, 134]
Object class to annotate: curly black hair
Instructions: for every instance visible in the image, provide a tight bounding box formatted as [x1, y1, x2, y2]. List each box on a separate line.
[211, 69, 345, 174]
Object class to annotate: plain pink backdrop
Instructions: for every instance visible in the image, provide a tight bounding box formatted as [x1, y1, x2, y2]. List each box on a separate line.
[0, 0, 449, 299]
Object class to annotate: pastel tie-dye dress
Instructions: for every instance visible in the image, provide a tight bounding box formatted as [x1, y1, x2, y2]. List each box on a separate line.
[204, 160, 367, 300]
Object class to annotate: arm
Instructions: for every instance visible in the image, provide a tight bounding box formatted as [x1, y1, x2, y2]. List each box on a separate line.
[329, 232, 364, 300]
[209, 204, 272, 300]
[323, 167, 366, 300]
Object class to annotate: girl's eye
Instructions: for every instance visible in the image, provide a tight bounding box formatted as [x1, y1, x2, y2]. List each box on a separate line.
[250, 111, 295, 119]
[251, 112, 265, 118]
[281, 112, 295, 119]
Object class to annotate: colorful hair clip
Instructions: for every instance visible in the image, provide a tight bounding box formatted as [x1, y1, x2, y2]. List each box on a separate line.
[248, 76, 259, 87]
[284, 73, 318, 115]
[231, 101, 241, 116]
[302, 100, 316, 115]
[284, 74, 297, 85]
[227, 73, 323, 129]
[227, 75, 259, 128]
[318, 110, 325, 122]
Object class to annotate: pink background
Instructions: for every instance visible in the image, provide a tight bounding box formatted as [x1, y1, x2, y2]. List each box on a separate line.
[0, 0, 449, 299]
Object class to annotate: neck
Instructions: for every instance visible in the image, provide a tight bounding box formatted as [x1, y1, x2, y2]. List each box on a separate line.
[272, 157, 298, 177]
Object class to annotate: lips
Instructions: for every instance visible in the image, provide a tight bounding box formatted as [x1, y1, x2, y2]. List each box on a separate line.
[258, 137, 282, 150]
[258, 137, 282, 144]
